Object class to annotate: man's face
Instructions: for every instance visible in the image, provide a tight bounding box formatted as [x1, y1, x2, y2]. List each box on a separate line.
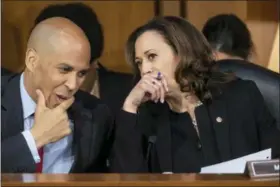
[31, 38, 91, 109]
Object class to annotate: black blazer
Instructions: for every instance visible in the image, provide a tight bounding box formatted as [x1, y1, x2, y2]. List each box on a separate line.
[111, 78, 280, 173]
[1, 74, 114, 173]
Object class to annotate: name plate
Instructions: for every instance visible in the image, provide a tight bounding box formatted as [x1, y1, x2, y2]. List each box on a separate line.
[246, 159, 279, 179]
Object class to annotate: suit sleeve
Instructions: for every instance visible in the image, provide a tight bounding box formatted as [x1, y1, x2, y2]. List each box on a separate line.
[248, 81, 280, 158]
[92, 104, 115, 173]
[110, 110, 148, 173]
[82, 104, 115, 173]
[22, 131, 41, 163]
[1, 133, 36, 173]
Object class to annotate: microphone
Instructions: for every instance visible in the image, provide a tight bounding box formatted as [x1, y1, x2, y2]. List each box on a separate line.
[146, 136, 157, 160]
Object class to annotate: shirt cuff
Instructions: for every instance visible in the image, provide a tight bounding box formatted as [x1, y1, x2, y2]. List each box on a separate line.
[22, 130, 41, 163]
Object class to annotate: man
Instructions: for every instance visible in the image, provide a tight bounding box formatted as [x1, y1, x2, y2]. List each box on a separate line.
[1, 17, 114, 173]
[33, 2, 134, 112]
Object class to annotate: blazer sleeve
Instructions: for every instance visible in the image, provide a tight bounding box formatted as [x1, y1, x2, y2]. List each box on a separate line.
[248, 81, 280, 158]
[110, 110, 148, 173]
[1, 134, 36, 172]
[89, 104, 115, 173]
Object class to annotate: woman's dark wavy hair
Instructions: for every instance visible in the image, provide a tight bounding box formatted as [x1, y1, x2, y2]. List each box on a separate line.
[125, 16, 235, 101]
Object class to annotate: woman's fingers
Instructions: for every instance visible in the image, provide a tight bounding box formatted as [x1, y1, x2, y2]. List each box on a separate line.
[141, 71, 169, 103]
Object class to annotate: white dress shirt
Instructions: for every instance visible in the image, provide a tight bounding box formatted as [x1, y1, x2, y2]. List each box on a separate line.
[20, 74, 74, 173]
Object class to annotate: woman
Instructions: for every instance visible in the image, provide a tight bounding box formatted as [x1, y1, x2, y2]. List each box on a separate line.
[111, 16, 280, 173]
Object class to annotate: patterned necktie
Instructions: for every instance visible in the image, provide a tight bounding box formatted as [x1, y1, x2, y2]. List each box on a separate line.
[36, 147, 44, 172]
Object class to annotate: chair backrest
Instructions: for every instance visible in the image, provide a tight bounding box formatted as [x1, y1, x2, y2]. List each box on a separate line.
[218, 59, 280, 128]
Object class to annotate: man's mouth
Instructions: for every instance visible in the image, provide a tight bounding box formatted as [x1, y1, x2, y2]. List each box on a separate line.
[56, 94, 68, 101]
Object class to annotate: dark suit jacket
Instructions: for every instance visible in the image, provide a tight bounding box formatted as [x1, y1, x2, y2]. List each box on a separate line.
[111, 78, 280, 173]
[1, 74, 114, 173]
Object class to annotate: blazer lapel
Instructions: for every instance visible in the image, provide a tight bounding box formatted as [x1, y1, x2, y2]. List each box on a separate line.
[1, 75, 24, 139]
[195, 105, 220, 166]
[207, 93, 232, 162]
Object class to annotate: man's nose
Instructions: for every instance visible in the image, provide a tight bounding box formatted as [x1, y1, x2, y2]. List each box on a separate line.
[65, 75, 78, 91]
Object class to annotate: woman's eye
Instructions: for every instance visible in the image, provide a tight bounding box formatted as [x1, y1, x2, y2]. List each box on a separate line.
[148, 54, 157, 61]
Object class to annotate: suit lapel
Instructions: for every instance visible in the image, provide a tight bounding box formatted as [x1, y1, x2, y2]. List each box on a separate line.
[207, 92, 232, 162]
[1, 75, 24, 139]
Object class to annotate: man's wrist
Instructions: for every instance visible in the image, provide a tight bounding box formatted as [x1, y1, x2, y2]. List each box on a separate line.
[30, 128, 46, 148]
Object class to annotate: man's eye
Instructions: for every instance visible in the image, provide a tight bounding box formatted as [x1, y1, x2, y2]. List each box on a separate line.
[59, 66, 72, 73]
[77, 71, 88, 78]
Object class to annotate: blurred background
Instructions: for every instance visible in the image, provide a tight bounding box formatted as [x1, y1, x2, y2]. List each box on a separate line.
[2, 0, 279, 74]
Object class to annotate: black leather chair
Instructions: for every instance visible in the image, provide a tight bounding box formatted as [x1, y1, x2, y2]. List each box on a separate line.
[218, 59, 280, 129]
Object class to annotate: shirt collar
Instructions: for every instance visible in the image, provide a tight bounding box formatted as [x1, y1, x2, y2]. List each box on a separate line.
[20, 73, 36, 119]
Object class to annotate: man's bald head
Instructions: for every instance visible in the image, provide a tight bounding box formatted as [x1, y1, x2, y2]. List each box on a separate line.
[27, 17, 90, 58]
[24, 17, 92, 109]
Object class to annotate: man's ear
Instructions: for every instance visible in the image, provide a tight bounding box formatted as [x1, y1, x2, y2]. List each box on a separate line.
[91, 60, 99, 70]
[25, 48, 39, 72]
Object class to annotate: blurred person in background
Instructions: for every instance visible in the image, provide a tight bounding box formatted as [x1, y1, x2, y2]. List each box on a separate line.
[202, 14, 254, 62]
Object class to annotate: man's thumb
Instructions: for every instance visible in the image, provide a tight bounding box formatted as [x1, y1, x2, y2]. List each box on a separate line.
[36, 89, 46, 111]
